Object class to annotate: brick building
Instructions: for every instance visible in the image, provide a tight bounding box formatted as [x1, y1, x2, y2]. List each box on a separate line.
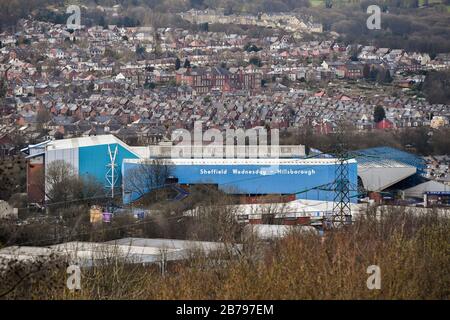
[176, 66, 261, 94]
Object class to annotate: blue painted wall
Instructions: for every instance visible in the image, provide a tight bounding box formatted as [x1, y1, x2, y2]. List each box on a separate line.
[122, 161, 358, 204]
[78, 144, 139, 190]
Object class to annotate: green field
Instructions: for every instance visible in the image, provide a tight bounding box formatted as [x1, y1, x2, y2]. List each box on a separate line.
[419, 0, 445, 4]
[310, 0, 324, 7]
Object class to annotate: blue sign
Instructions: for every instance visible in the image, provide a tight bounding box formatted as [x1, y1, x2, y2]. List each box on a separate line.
[122, 161, 358, 204]
[426, 191, 450, 196]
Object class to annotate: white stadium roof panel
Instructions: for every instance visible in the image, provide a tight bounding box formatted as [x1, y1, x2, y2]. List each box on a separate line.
[358, 165, 416, 192]
[45, 135, 120, 150]
[44, 135, 142, 158]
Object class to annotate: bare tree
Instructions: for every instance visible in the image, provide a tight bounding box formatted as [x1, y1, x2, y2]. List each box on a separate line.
[124, 159, 174, 200]
[185, 188, 243, 243]
[45, 160, 104, 205]
[255, 199, 289, 224]
[45, 160, 77, 203]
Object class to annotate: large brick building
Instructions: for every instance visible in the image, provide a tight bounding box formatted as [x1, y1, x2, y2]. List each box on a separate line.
[176, 66, 261, 94]
[344, 62, 364, 79]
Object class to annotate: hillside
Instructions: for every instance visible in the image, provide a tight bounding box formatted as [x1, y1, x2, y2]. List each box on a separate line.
[0, 0, 449, 54]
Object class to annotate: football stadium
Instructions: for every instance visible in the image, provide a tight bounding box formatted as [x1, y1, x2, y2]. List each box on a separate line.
[22, 135, 431, 206]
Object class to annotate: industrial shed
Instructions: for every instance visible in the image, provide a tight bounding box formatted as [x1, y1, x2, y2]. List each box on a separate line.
[404, 180, 450, 199]
[0, 238, 241, 268]
[185, 199, 365, 225]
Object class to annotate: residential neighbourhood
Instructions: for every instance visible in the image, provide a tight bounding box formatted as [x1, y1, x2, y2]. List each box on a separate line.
[0, 1, 449, 302]
[1, 18, 449, 148]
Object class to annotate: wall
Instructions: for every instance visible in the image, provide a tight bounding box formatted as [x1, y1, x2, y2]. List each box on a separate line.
[122, 161, 358, 204]
[27, 155, 44, 203]
[78, 143, 139, 190]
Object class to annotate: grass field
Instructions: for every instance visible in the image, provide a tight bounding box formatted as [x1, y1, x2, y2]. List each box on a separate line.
[419, 0, 445, 4]
[310, 0, 324, 7]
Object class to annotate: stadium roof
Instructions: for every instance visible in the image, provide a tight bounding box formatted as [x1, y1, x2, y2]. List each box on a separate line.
[355, 146, 426, 173]
[358, 161, 416, 192]
[45, 135, 129, 151]
[23, 135, 142, 159]
[355, 147, 424, 191]
[124, 158, 356, 166]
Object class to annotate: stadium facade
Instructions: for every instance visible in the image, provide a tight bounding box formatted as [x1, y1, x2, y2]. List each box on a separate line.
[23, 135, 432, 206]
[22, 135, 360, 204]
[122, 158, 358, 204]
[22, 135, 140, 201]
